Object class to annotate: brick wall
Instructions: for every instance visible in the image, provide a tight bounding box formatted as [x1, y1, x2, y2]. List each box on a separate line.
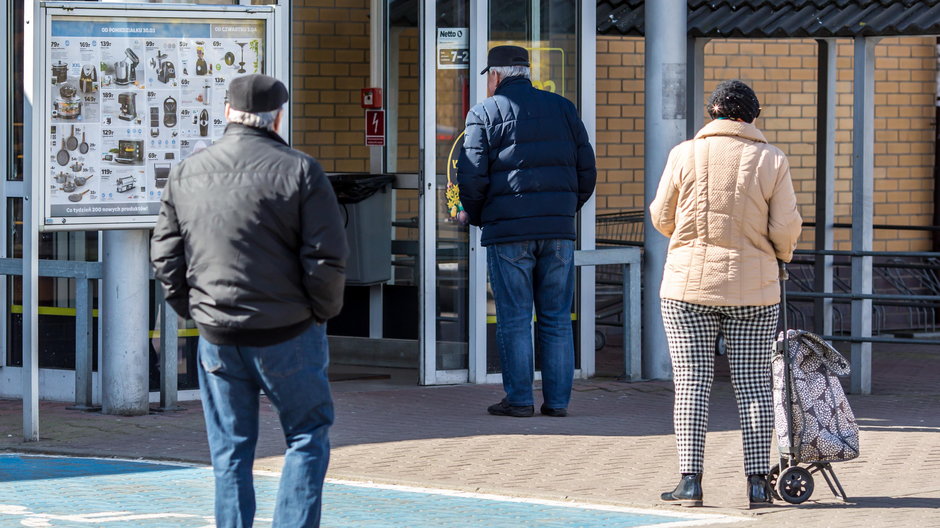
[595, 36, 937, 251]
[291, 0, 371, 173]
[284, 10, 936, 250]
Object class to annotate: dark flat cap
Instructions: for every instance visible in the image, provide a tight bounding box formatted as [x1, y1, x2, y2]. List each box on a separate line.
[227, 74, 289, 113]
[480, 45, 529, 75]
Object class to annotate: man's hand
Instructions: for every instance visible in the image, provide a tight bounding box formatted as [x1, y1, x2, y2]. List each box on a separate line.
[456, 210, 470, 226]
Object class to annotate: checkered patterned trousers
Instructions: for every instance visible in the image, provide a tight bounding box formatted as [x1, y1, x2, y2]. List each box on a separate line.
[661, 298, 779, 476]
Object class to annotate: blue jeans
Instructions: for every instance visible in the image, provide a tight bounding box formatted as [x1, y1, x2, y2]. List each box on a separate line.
[197, 322, 334, 528]
[487, 239, 576, 408]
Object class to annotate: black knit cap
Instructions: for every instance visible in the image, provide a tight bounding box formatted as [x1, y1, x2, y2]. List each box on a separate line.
[227, 74, 289, 113]
[707, 80, 761, 123]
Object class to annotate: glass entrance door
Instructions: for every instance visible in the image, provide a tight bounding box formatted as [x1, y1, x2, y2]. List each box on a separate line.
[479, 1, 587, 384]
[418, 0, 472, 384]
[419, 0, 592, 385]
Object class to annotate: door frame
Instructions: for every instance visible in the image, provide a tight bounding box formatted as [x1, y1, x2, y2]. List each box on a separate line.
[418, 0, 439, 385]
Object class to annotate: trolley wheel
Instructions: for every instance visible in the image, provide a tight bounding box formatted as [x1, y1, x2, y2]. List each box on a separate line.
[595, 330, 606, 351]
[767, 464, 782, 501]
[777, 466, 814, 504]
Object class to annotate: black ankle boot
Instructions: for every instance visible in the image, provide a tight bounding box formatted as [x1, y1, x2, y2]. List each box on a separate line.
[660, 474, 703, 507]
[748, 474, 773, 508]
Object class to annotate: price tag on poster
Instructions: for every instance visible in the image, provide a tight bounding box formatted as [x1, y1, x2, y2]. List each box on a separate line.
[39, 5, 276, 230]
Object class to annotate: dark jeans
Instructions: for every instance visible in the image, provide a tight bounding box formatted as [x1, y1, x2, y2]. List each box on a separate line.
[197, 322, 333, 528]
[487, 239, 576, 408]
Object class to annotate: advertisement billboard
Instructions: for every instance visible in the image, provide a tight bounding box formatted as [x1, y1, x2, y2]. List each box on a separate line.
[39, 5, 276, 230]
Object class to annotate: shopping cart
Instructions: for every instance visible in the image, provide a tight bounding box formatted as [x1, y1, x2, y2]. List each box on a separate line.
[596, 210, 645, 248]
[770, 262, 857, 504]
[594, 210, 644, 350]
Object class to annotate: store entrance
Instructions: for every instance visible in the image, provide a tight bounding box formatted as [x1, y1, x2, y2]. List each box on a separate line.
[288, 0, 439, 385]
[290, 0, 592, 387]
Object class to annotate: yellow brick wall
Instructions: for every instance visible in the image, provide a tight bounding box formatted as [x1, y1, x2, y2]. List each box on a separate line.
[291, 0, 371, 173]
[390, 27, 420, 175]
[290, 2, 420, 239]
[596, 36, 937, 251]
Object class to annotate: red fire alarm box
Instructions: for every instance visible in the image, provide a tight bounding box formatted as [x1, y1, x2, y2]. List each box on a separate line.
[361, 88, 383, 109]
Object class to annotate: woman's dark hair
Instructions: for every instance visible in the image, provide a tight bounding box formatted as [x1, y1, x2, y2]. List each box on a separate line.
[706, 80, 761, 123]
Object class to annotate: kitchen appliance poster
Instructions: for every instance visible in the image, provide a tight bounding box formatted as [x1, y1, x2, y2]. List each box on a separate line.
[42, 14, 267, 228]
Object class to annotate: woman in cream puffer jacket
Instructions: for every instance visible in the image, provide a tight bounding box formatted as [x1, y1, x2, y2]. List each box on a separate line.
[650, 80, 802, 509]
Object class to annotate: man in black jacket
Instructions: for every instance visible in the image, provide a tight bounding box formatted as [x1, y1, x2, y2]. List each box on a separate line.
[151, 74, 347, 528]
[457, 46, 596, 418]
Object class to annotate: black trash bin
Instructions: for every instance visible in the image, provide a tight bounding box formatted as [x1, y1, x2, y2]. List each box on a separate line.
[328, 174, 395, 285]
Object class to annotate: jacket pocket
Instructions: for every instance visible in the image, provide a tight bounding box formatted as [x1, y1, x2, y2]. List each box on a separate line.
[304, 265, 347, 322]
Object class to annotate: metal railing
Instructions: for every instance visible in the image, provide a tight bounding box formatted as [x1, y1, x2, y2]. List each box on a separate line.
[0, 258, 100, 409]
[0, 258, 182, 410]
[788, 249, 940, 346]
[576, 247, 642, 381]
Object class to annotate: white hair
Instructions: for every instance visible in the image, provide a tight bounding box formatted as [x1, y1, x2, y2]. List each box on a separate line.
[489, 65, 530, 79]
[227, 107, 282, 131]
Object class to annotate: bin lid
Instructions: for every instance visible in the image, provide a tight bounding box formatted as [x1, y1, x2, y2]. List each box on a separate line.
[328, 173, 395, 204]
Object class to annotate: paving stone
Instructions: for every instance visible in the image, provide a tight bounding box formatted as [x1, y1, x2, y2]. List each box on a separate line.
[0, 346, 938, 527]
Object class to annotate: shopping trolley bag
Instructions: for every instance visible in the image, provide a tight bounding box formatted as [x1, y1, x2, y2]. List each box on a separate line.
[769, 262, 857, 504]
[772, 329, 860, 464]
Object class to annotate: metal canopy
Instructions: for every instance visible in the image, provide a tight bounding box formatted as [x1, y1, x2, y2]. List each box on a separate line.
[598, 0, 940, 38]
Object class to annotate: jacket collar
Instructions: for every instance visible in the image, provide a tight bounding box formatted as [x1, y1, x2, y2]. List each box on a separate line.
[694, 119, 767, 144]
[223, 122, 289, 147]
[495, 76, 532, 94]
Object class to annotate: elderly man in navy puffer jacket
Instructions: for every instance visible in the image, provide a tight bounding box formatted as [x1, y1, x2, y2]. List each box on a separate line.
[457, 45, 596, 418]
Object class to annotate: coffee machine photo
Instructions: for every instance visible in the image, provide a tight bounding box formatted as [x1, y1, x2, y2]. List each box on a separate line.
[114, 48, 140, 86]
[118, 92, 137, 121]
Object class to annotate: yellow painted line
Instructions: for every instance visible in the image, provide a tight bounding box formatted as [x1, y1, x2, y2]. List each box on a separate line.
[10, 305, 99, 317]
[11, 304, 198, 338]
[149, 329, 200, 338]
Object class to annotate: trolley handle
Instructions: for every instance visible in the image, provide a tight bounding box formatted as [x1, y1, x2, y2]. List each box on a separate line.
[777, 259, 797, 460]
[778, 259, 790, 343]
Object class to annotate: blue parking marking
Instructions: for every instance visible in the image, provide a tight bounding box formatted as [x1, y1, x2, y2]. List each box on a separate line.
[0, 455, 737, 527]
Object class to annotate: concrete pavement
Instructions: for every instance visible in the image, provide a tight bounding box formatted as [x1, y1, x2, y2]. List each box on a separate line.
[1, 344, 938, 527]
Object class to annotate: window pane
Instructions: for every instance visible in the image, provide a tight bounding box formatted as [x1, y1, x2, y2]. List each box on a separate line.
[8, 0, 24, 181]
